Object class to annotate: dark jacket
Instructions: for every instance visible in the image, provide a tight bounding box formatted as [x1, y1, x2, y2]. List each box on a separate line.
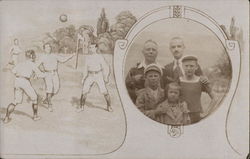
[126, 62, 165, 103]
[125, 63, 146, 103]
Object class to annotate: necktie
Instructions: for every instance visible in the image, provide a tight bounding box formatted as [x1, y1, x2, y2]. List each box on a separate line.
[173, 61, 183, 79]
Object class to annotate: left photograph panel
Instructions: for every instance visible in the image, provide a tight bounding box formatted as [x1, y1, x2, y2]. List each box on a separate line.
[0, 1, 128, 156]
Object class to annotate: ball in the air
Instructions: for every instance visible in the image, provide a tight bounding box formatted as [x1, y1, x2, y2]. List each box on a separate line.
[59, 14, 67, 22]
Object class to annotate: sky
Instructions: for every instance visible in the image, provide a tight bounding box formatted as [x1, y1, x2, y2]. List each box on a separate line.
[0, 0, 248, 62]
[0, 0, 248, 39]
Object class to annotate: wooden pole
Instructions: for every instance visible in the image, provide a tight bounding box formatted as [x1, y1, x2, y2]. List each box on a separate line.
[75, 38, 79, 69]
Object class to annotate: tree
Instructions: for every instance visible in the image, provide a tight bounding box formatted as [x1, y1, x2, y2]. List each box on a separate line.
[97, 8, 109, 36]
[213, 53, 232, 79]
[43, 25, 78, 54]
[97, 32, 114, 54]
[110, 11, 137, 41]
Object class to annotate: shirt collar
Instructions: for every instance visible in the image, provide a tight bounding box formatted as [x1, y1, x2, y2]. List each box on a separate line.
[137, 60, 146, 68]
[173, 57, 184, 68]
[138, 60, 163, 69]
[173, 57, 183, 66]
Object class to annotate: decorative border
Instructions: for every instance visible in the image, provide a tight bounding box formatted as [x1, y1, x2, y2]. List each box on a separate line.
[167, 125, 184, 138]
[3, 5, 243, 158]
[114, 5, 242, 155]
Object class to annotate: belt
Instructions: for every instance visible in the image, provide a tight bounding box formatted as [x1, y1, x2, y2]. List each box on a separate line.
[44, 70, 57, 73]
[88, 70, 101, 74]
[16, 76, 30, 80]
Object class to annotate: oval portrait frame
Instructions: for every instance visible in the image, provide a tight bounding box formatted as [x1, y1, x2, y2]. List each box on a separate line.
[114, 5, 241, 129]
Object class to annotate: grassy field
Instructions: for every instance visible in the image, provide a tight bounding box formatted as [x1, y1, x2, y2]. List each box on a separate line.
[0, 54, 126, 155]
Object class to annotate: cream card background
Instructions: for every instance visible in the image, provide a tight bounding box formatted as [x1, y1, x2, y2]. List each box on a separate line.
[0, 0, 249, 159]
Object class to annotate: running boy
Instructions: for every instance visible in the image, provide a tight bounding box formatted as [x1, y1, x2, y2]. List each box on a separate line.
[3, 50, 45, 123]
[155, 82, 190, 125]
[179, 55, 214, 123]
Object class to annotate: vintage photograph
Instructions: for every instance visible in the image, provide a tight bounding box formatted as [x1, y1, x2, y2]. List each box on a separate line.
[125, 18, 232, 125]
[0, 1, 248, 159]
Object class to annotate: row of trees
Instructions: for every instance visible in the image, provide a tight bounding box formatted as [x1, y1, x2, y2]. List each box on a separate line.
[96, 9, 137, 53]
[42, 9, 137, 54]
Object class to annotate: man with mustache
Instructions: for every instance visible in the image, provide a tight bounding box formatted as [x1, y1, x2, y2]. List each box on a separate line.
[163, 37, 205, 86]
[126, 40, 162, 103]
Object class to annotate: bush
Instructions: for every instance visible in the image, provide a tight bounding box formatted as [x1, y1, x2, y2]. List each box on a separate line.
[110, 11, 137, 41]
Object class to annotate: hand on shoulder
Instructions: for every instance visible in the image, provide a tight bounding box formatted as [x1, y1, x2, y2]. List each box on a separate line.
[200, 75, 209, 84]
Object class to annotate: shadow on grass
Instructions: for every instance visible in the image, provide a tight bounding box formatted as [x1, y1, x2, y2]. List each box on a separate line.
[0, 107, 33, 120]
[71, 96, 107, 111]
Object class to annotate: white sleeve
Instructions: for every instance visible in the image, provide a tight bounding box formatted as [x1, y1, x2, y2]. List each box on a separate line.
[32, 63, 45, 78]
[56, 54, 74, 63]
[35, 54, 44, 67]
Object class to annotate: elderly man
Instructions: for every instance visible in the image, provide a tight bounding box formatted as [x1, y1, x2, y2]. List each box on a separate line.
[163, 37, 205, 86]
[125, 39, 162, 103]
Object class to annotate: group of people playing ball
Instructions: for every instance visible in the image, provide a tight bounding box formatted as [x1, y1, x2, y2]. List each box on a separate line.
[3, 39, 112, 124]
[126, 37, 214, 125]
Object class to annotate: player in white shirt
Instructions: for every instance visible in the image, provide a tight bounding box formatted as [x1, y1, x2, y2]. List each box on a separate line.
[3, 50, 46, 123]
[37, 43, 75, 112]
[9, 38, 22, 65]
[76, 43, 112, 112]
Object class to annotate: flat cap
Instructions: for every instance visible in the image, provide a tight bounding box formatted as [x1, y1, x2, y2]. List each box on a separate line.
[144, 63, 163, 76]
[181, 55, 198, 62]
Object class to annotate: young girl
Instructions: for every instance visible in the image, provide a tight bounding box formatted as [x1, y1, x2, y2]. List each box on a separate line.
[155, 82, 190, 125]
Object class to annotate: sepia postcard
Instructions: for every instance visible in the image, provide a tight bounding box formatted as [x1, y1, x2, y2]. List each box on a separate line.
[0, 0, 249, 159]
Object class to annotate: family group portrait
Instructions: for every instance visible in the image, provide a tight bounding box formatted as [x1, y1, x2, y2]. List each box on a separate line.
[125, 18, 232, 126]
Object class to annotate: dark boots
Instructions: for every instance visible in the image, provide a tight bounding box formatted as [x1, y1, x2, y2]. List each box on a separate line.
[76, 94, 85, 112]
[44, 93, 53, 112]
[3, 103, 16, 123]
[32, 103, 41, 121]
[104, 94, 113, 112]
